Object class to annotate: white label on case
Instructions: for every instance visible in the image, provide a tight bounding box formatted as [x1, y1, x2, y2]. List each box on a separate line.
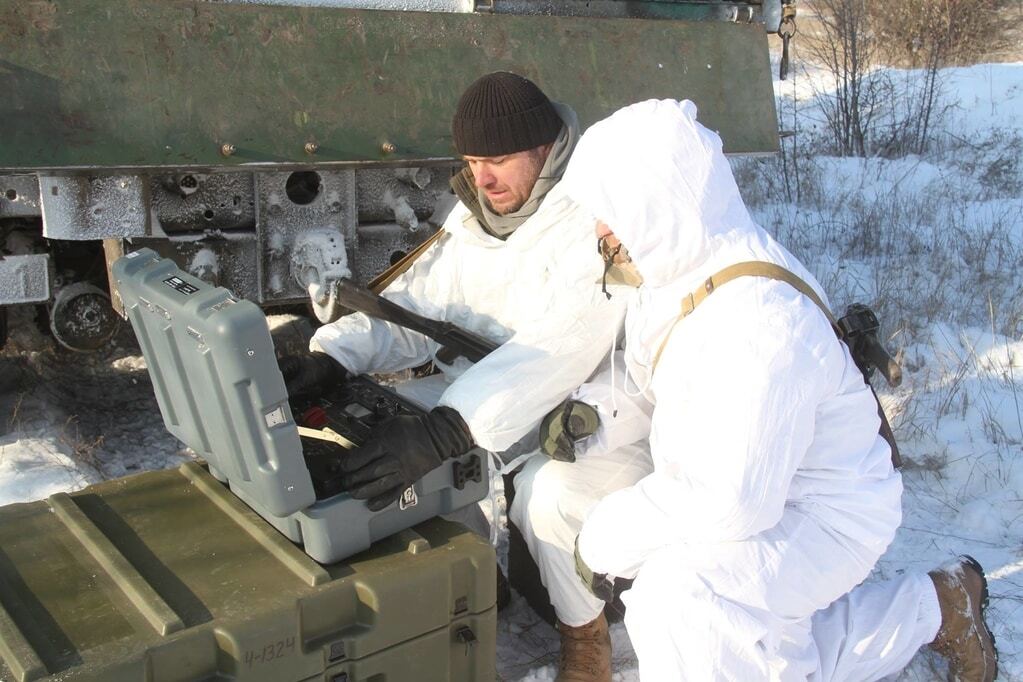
[264, 406, 287, 428]
[399, 486, 418, 511]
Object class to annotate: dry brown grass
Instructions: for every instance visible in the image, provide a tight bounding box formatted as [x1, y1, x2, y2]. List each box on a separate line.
[58, 416, 105, 476]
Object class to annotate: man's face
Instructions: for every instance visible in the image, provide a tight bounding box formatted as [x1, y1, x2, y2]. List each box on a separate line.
[464, 144, 552, 215]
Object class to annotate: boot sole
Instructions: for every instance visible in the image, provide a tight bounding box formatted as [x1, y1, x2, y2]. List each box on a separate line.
[960, 554, 999, 682]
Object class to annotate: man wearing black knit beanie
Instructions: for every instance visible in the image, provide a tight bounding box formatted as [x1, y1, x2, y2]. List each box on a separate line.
[301, 72, 653, 682]
[443, 71, 576, 240]
[449, 71, 574, 238]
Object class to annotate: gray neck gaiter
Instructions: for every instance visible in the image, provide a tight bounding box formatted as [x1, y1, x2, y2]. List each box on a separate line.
[477, 102, 580, 239]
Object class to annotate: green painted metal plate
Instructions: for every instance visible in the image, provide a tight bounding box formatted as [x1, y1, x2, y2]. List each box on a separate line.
[0, 1, 778, 172]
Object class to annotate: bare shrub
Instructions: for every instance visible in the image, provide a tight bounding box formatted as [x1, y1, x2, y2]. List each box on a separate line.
[800, 0, 884, 156]
[736, 150, 1022, 337]
[5, 393, 25, 435]
[59, 416, 106, 476]
[873, 0, 1003, 154]
[873, 0, 1004, 68]
[798, 0, 1005, 156]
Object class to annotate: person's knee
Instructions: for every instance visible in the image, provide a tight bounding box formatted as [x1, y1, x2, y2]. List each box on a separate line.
[627, 573, 773, 678]
[510, 458, 579, 538]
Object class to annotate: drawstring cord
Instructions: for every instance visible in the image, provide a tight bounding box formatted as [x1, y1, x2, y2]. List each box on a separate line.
[608, 327, 620, 418]
[622, 358, 652, 399]
[600, 232, 653, 409]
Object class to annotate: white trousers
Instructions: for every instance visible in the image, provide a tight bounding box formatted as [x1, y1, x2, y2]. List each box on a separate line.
[510, 443, 655, 626]
[396, 374, 655, 625]
[622, 508, 942, 681]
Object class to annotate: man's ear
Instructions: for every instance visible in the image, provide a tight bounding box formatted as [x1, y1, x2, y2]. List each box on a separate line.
[533, 142, 555, 164]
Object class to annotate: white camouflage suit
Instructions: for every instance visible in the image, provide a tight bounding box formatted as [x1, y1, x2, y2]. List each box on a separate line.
[561, 100, 943, 680]
[311, 156, 653, 627]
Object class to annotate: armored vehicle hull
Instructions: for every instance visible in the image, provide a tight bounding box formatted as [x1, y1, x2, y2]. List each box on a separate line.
[0, 0, 781, 349]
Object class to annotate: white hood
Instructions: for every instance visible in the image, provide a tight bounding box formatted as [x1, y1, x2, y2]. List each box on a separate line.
[562, 99, 759, 289]
[563, 99, 826, 393]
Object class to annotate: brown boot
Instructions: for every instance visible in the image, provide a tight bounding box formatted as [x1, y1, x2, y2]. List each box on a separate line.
[928, 555, 998, 682]
[555, 613, 612, 682]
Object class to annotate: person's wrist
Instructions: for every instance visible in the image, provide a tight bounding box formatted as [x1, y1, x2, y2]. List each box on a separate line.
[310, 351, 348, 382]
[429, 406, 474, 459]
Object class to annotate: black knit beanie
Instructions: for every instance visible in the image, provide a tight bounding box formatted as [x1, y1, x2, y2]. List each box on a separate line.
[452, 72, 563, 156]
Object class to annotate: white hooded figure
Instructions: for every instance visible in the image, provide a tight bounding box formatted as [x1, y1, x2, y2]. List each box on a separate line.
[562, 100, 946, 680]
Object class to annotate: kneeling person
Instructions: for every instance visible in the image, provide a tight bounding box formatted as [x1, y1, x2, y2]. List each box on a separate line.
[563, 100, 997, 681]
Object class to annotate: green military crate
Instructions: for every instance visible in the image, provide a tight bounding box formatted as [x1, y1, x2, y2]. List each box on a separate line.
[0, 463, 496, 682]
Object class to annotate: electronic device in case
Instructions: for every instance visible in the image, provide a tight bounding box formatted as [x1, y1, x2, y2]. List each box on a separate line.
[112, 248, 489, 563]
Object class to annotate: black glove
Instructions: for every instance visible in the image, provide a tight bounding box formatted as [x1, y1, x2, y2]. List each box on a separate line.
[340, 406, 474, 511]
[278, 351, 347, 397]
[574, 536, 615, 603]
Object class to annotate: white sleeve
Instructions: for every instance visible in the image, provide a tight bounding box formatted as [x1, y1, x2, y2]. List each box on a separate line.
[571, 351, 654, 459]
[309, 217, 463, 375]
[580, 297, 836, 576]
[438, 289, 626, 453]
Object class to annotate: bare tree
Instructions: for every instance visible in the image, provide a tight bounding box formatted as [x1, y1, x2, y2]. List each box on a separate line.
[801, 0, 886, 156]
[873, 0, 1002, 154]
[802, 0, 1004, 157]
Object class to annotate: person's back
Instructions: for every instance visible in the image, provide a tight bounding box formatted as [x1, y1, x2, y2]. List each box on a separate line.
[643, 227, 903, 555]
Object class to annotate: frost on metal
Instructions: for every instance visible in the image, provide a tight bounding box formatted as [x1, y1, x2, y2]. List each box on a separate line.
[292, 228, 352, 322]
[0, 253, 52, 305]
[39, 175, 149, 240]
[383, 187, 420, 231]
[257, 170, 357, 306]
[355, 167, 447, 227]
[150, 174, 255, 234]
[291, 229, 352, 296]
[188, 248, 221, 285]
[0, 175, 42, 218]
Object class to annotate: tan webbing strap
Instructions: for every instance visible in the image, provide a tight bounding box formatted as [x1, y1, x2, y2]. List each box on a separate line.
[367, 228, 446, 294]
[651, 260, 901, 467]
[652, 261, 840, 371]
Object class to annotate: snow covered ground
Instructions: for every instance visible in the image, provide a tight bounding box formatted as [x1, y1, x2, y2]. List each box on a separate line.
[1, 61, 1021, 680]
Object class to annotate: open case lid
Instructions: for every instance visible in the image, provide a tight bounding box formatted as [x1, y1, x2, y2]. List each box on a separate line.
[111, 248, 316, 517]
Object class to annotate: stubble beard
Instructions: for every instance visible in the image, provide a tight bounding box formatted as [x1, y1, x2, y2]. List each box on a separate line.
[486, 148, 547, 216]
[488, 194, 526, 216]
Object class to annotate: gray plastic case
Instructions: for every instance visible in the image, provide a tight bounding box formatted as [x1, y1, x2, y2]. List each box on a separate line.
[112, 248, 489, 563]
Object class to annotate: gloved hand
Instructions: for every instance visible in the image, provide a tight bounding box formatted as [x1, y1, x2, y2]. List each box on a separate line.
[540, 399, 600, 463]
[340, 406, 474, 511]
[574, 536, 615, 603]
[278, 351, 347, 397]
